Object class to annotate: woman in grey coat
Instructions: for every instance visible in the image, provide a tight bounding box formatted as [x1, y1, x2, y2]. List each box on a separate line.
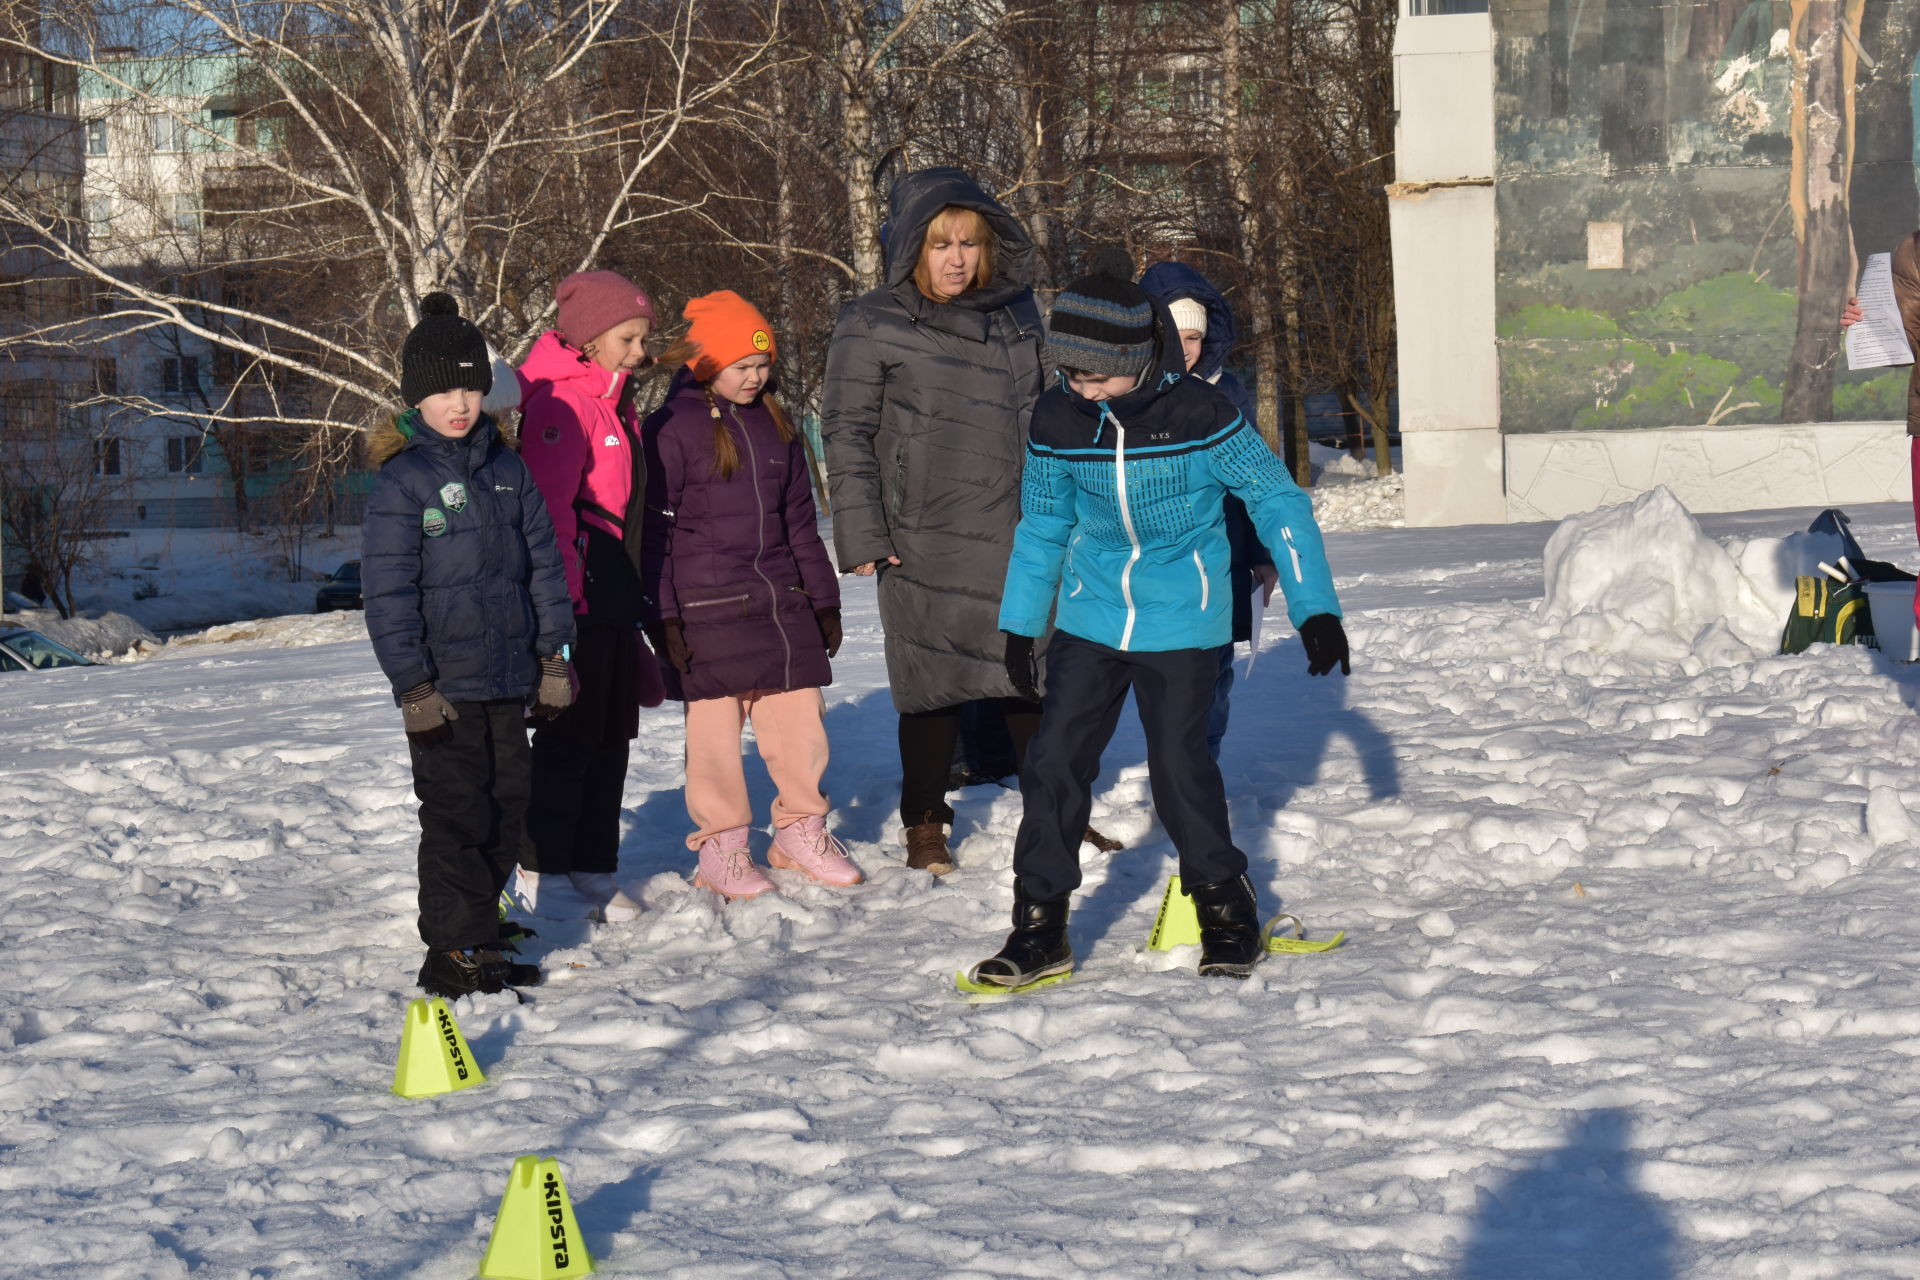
[822, 167, 1047, 875]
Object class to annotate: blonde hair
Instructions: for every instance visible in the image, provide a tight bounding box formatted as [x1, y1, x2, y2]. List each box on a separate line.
[913, 206, 996, 302]
[658, 336, 797, 481]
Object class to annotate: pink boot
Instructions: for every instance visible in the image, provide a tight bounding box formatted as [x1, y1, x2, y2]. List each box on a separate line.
[768, 814, 863, 886]
[692, 827, 775, 901]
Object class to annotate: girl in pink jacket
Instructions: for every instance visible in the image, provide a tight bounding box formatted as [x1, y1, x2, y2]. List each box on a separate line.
[517, 270, 663, 923]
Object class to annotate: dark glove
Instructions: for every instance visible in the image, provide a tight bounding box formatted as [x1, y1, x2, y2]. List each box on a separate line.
[816, 606, 842, 658]
[1004, 631, 1039, 701]
[1300, 614, 1350, 677]
[530, 655, 573, 719]
[399, 682, 459, 746]
[661, 618, 691, 674]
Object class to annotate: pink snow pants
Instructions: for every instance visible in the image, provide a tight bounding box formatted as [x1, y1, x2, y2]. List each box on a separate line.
[683, 688, 829, 849]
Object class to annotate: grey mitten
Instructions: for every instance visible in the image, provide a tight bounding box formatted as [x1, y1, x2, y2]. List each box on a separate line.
[531, 655, 573, 719]
[400, 683, 459, 746]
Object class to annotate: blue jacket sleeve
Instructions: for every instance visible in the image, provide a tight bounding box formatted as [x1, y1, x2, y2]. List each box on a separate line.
[517, 454, 577, 658]
[361, 464, 433, 697]
[1206, 425, 1341, 626]
[998, 443, 1076, 637]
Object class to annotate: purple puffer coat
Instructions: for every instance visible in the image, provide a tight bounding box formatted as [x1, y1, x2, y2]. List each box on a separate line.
[640, 371, 839, 702]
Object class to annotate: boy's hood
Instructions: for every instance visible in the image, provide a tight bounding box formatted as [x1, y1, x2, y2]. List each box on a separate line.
[1138, 261, 1237, 382]
[372, 408, 498, 466]
[520, 328, 631, 401]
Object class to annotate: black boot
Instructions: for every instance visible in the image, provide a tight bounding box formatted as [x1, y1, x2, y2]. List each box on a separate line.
[1188, 874, 1263, 979]
[968, 885, 1073, 987]
[418, 946, 543, 999]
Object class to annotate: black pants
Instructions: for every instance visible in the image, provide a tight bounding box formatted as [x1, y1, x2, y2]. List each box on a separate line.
[1013, 633, 1247, 902]
[410, 699, 532, 951]
[899, 697, 1041, 826]
[524, 733, 628, 875]
[525, 622, 636, 876]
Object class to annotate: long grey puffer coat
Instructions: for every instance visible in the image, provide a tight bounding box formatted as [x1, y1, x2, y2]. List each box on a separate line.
[822, 167, 1047, 714]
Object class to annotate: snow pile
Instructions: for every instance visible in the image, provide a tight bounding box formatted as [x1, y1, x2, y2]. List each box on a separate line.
[1312, 472, 1405, 532]
[0, 606, 159, 658]
[1539, 486, 1780, 661]
[154, 609, 369, 656]
[1723, 527, 1848, 622]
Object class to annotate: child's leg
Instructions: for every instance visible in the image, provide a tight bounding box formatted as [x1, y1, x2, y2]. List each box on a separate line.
[1011, 634, 1132, 902]
[410, 701, 509, 951]
[745, 688, 829, 829]
[1129, 648, 1247, 888]
[481, 700, 534, 902]
[684, 695, 752, 849]
[1205, 643, 1235, 763]
[897, 704, 963, 826]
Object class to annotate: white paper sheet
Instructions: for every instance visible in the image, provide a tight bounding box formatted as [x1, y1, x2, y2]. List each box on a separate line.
[1243, 583, 1266, 680]
[1846, 253, 1916, 371]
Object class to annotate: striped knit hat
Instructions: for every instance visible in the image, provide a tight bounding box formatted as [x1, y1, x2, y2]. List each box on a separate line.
[1048, 255, 1154, 381]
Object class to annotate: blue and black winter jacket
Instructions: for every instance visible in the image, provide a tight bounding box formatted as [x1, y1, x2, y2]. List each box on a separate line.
[362, 412, 576, 703]
[999, 304, 1340, 653]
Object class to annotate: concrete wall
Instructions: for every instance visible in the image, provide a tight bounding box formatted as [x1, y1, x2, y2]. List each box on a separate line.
[1506, 421, 1913, 522]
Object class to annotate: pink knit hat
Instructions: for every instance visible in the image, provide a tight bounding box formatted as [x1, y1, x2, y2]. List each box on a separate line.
[555, 271, 657, 348]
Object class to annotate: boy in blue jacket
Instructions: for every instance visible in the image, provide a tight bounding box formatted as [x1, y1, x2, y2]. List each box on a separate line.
[969, 263, 1349, 987]
[363, 293, 577, 998]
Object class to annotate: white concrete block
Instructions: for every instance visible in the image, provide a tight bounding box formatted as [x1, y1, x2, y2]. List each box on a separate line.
[1404, 428, 1505, 526]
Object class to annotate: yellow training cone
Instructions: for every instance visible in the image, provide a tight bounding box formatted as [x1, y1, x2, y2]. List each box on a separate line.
[479, 1154, 594, 1279]
[1146, 875, 1202, 950]
[391, 997, 486, 1098]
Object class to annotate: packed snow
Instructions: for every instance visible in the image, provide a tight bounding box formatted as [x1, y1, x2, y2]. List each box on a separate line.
[7, 495, 1920, 1278]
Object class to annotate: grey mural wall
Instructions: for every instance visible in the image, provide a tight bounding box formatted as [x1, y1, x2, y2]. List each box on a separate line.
[1494, 0, 1920, 433]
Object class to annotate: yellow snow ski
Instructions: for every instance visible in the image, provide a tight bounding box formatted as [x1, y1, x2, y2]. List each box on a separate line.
[1264, 913, 1345, 954]
[953, 968, 1073, 998]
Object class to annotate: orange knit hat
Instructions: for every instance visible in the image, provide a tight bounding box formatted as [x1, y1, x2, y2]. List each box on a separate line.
[682, 290, 777, 381]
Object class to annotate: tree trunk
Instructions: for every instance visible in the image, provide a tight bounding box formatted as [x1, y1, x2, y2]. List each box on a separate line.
[840, 3, 883, 294]
[1782, 0, 1860, 423]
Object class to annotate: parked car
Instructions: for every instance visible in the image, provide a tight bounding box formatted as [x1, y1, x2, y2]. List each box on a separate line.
[315, 561, 363, 612]
[0, 628, 96, 672]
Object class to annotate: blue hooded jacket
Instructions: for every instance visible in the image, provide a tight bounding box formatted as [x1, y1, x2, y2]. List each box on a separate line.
[362, 412, 575, 703]
[1139, 262, 1270, 643]
[999, 300, 1339, 653]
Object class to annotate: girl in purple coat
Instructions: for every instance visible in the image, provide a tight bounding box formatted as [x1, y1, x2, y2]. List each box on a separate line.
[642, 292, 860, 900]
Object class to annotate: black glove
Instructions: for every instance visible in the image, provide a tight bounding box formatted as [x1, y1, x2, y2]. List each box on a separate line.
[816, 607, 842, 658]
[1004, 632, 1039, 701]
[1300, 614, 1350, 677]
[660, 618, 692, 674]
[399, 682, 459, 747]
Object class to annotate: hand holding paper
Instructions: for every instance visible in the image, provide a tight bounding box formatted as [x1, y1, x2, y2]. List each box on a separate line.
[1845, 253, 1915, 371]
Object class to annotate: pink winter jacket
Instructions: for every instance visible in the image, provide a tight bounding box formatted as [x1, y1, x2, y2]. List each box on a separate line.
[518, 330, 641, 615]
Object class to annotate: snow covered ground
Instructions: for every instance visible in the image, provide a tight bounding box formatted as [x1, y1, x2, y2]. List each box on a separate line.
[9, 496, 1920, 1278]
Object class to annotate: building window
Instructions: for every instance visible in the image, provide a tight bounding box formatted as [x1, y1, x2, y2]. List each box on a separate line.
[95, 438, 122, 476]
[167, 192, 200, 232]
[160, 355, 200, 395]
[152, 114, 189, 152]
[85, 117, 107, 155]
[86, 195, 112, 235]
[1407, 0, 1488, 12]
[94, 358, 117, 395]
[166, 436, 205, 474]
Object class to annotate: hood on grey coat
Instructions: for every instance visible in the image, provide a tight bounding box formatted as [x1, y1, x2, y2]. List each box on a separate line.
[883, 167, 1036, 322]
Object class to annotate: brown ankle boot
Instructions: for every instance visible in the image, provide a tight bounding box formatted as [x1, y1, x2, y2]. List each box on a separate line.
[1083, 825, 1123, 853]
[904, 813, 955, 876]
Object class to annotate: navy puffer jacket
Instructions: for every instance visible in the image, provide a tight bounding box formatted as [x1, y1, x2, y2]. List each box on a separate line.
[362, 412, 576, 703]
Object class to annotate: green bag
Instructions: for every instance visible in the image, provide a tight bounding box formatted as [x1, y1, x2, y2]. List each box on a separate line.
[1779, 576, 1876, 654]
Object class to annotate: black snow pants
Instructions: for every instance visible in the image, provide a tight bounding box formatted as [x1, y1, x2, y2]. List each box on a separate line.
[410, 699, 533, 951]
[1013, 632, 1248, 903]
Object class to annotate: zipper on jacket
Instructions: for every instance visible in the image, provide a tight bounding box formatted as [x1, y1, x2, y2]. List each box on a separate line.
[685, 593, 750, 609]
[1104, 403, 1142, 650]
[736, 404, 794, 686]
[1193, 547, 1209, 612]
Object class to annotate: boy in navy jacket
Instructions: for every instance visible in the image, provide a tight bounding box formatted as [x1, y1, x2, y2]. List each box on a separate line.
[968, 262, 1349, 988]
[363, 293, 577, 998]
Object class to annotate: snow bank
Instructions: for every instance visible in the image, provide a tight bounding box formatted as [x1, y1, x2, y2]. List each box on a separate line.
[1312, 472, 1405, 532]
[76, 527, 362, 634]
[1539, 487, 1780, 660]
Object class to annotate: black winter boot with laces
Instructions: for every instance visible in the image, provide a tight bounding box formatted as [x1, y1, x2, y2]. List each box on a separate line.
[418, 945, 542, 999]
